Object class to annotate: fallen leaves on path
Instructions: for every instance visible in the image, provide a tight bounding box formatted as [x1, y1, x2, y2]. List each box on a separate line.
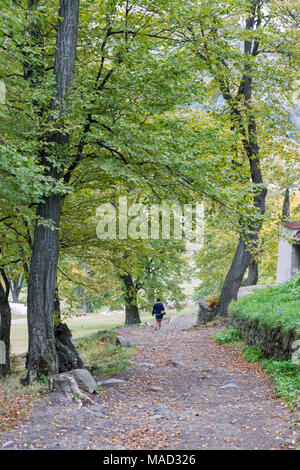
[0, 391, 34, 432]
[0, 319, 296, 450]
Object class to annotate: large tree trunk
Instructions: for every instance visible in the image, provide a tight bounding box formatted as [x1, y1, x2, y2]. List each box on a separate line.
[26, 192, 62, 382]
[0, 271, 11, 377]
[218, 238, 254, 315]
[125, 302, 140, 326]
[218, 160, 267, 316]
[218, 109, 267, 315]
[121, 274, 141, 325]
[25, 0, 80, 383]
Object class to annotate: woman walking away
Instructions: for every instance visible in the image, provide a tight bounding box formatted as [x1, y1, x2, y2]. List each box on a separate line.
[152, 298, 166, 330]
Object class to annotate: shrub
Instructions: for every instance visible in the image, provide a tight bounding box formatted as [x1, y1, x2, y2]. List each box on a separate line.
[229, 273, 300, 334]
[213, 327, 242, 344]
[243, 346, 265, 363]
[206, 293, 220, 310]
[242, 347, 300, 404]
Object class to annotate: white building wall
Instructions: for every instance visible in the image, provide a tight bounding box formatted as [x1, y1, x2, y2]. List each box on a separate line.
[276, 226, 300, 283]
[276, 238, 293, 283]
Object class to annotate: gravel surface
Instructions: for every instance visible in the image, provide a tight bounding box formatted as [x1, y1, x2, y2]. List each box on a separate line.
[0, 317, 295, 450]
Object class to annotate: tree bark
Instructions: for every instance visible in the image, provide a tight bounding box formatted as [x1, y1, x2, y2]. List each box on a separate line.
[26, 191, 62, 382]
[53, 286, 84, 370]
[217, 156, 266, 316]
[120, 274, 141, 325]
[54, 322, 83, 373]
[243, 260, 258, 286]
[0, 270, 11, 377]
[218, 238, 254, 315]
[25, 0, 80, 383]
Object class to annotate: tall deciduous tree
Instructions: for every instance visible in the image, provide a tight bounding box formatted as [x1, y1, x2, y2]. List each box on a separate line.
[3, 0, 294, 381]
[216, 0, 267, 315]
[25, 0, 80, 383]
[57, 184, 192, 325]
[165, 0, 299, 314]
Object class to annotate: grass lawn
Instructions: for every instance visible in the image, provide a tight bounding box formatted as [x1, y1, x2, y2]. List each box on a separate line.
[229, 274, 300, 333]
[10, 304, 197, 355]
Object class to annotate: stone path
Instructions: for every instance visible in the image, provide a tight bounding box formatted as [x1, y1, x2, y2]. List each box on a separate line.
[0, 317, 295, 450]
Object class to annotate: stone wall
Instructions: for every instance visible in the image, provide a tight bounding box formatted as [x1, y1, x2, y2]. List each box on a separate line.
[230, 316, 299, 361]
[197, 301, 217, 323]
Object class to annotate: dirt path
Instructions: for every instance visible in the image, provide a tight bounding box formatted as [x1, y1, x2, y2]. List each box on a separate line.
[0, 317, 295, 450]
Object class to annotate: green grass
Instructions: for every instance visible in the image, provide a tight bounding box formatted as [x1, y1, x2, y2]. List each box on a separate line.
[229, 273, 300, 334]
[0, 326, 138, 432]
[0, 328, 137, 433]
[242, 345, 265, 363]
[242, 346, 300, 406]
[212, 327, 242, 344]
[76, 331, 136, 378]
[213, 329, 300, 407]
[227, 274, 300, 405]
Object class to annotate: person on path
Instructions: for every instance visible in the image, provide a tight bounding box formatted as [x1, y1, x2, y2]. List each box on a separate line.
[152, 298, 166, 330]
